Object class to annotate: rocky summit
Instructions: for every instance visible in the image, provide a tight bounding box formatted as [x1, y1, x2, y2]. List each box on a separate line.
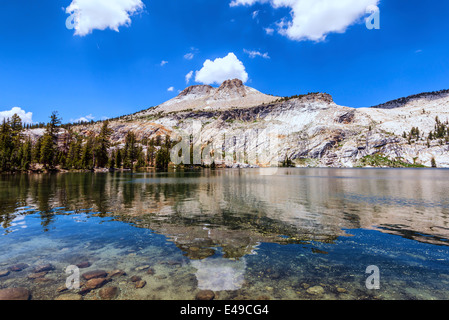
[136, 78, 278, 115]
[28, 80, 449, 168]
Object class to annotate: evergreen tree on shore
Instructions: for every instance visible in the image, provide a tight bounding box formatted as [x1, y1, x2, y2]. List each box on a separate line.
[0, 111, 177, 173]
[94, 121, 112, 168]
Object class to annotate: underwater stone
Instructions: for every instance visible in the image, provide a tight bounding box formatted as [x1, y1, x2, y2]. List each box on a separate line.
[8, 263, 29, 272]
[76, 261, 91, 268]
[34, 263, 54, 273]
[99, 286, 119, 300]
[55, 293, 82, 300]
[0, 288, 30, 300]
[130, 275, 142, 282]
[135, 280, 147, 289]
[27, 271, 48, 279]
[108, 269, 126, 278]
[306, 286, 324, 295]
[196, 290, 215, 300]
[0, 270, 10, 277]
[82, 270, 107, 280]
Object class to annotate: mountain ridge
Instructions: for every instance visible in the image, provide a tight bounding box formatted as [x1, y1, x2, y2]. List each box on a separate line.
[371, 89, 449, 109]
[26, 80, 449, 168]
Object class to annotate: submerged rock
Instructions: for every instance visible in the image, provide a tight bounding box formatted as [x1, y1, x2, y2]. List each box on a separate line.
[8, 263, 29, 272]
[146, 268, 155, 275]
[79, 278, 108, 295]
[82, 270, 107, 280]
[76, 261, 91, 269]
[0, 270, 10, 277]
[34, 263, 54, 273]
[0, 288, 31, 300]
[27, 271, 48, 279]
[108, 269, 126, 278]
[85, 278, 108, 290]
[135, 265, 150, 271]
[99, 286, 119, 300]
[55, 293, 82, 300]
[135, 280, 147, 289]
[196, 290, 215, 300]
[130, 275, 141, 282]
[306, 286, 325, 295]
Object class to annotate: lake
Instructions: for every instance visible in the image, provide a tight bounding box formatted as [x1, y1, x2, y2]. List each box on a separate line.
[1, 168, 449, 300]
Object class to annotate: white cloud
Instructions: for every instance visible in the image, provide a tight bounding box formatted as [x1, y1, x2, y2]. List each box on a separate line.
[184, 47, 199, 60]
[185, 71, 194, 84]
[230, 0, 380, 42]
[184, 53, 195, 60]
[264, 27, 274, 35]
[66, 0, 145, 36]
[167, 87, 174, 92]
[0, 107, 33, 124]
[160, 60, 168, 66]
[71, 114, 95, 123]
[194, 53, 249, 85]
[230, 0, 261, 7]
[252, 10, 259, 19]
[243, 49, 270, 59]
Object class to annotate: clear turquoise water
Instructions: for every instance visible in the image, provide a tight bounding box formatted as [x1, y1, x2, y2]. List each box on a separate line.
[1, 168, 449, 300]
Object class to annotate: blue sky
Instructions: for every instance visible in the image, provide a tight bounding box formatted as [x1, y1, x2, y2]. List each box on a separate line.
[0, 0, 448, 124]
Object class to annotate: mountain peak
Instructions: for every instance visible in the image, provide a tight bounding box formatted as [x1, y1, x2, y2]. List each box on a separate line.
[218, 78, 244, 90]
[141, 79, 277, 114]
[215, 79, 247, 99]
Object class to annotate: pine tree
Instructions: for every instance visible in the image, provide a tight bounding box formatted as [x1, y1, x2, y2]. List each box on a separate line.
[10, 113, 23, 137]
[94, 121, 112, 168]
[47, 111, 61, 139]
[108, 150, 116, 169]
[431, 157, 437, 168]
[19, 138, 32, 171]
[39, 111, 62, 169]
[0, 118, 13, 172]
[155, 136, 172, 170]
[123, 131, 137, 169]
[32, 136, 42, 164]
[147, 138, 155, 167]
[115, 148, 122, 169]
[80, 137, 94, 170]
[40, 133, 55, 168]
[135, 146, 146, 170]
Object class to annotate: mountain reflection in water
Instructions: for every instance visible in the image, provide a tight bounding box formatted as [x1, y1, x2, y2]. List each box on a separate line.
[1, 168, 449, 300]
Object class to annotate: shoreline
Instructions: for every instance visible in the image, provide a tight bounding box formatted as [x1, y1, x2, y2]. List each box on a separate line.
[0, 165, 442, 176]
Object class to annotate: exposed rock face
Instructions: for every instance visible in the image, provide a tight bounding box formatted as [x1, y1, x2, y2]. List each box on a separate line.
[177, 85, 214, 98]
[214, 79, 248, 99]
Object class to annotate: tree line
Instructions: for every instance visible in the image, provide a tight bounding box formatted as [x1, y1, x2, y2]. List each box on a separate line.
[0, 112, 173, 173]
[402, 116, 449, 146]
